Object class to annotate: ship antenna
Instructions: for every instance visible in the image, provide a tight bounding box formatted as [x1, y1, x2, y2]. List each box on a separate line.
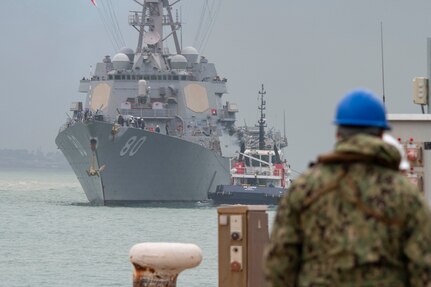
[135, 1, 146, 54]
[380, 21, 386, 105]
[180, 6, 183, 49]
[166, 1, 182, 54]
[256, 84, 267, 150]
[283, 110, 286, 141]
[132, 0, 182, 54]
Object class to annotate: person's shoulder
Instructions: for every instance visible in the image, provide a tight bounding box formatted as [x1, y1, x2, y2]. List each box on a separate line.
[378, 169, 420, 198]
[392, 176, 431, 232]
[393, 173, 428, 207]
[288, 163, 340, 206]
[367, 168, 430, 220]
[291, 162, 340, 188]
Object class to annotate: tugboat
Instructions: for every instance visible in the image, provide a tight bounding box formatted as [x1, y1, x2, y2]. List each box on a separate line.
[208, 85, 291, 205]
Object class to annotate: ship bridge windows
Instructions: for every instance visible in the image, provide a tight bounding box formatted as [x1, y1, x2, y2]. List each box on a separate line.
[245, 154, 273, 167]
[246, 157, 262, 167]
[104, 74, 190, 82]
[108, 74, 139, 81]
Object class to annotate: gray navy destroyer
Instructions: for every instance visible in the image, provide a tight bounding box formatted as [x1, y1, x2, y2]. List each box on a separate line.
[56, 0, 240, 204]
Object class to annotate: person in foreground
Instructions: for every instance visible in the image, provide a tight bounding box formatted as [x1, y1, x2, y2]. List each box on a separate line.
[264, 89, 431, 287]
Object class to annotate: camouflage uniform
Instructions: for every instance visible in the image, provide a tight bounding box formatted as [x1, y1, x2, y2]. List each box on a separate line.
[264, 134, 431, 287]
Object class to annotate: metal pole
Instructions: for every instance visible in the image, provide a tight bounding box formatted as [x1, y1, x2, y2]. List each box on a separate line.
[257, 84, 267, 150]
[427, 38, 431, 114]
[380, 21, 386, 105]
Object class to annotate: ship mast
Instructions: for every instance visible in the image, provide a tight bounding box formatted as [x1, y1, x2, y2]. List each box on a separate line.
[135, 1, 147, 54]
[130, 0, 182, 54]
[166, 3, 181, 54]
[257, 84, 267, 150]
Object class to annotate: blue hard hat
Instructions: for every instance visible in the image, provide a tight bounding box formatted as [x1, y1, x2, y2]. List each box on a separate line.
[334, 89, 390, 130]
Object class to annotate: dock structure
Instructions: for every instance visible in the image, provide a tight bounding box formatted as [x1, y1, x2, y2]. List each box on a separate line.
[129, 205, 270, 286]
[388, 113, 431, 206]
[217, 205, 269, 287]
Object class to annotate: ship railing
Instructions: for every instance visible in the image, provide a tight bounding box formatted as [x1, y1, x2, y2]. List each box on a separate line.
[58, 121, 72, 133]
[58, 114, 115, 133]
[99, 115, 185, 137]
[59, 113, 187, 137]
[95, 115, 116, 123]
[58, 117, 81, 133]
[120, 108, 177, 119]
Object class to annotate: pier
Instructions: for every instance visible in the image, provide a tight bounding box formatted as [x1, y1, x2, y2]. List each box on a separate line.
[129, 205, 269, 287]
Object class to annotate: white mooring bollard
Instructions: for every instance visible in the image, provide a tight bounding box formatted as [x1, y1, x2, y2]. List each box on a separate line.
[129, 242, 203, 287]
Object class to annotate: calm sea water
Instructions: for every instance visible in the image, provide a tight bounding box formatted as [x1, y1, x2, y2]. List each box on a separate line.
[0, 168, 275, 287]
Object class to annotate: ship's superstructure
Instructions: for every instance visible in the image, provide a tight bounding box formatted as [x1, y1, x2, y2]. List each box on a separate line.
[56, 0, 239, 204]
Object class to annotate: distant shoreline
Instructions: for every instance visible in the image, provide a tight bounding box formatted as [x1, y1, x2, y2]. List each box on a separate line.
[0, 166, 72, 171]
[0, 149, 70, 170]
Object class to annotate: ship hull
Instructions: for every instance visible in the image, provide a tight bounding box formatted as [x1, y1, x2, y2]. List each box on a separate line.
[55, 121, 230, 204]
[208, 185, 286, 205]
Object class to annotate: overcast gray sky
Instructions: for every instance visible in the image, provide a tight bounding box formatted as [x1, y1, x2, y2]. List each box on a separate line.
[1, 0, 430, 171]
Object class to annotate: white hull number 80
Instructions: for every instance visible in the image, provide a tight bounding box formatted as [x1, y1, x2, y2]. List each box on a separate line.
[120, 136, 147, 157]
